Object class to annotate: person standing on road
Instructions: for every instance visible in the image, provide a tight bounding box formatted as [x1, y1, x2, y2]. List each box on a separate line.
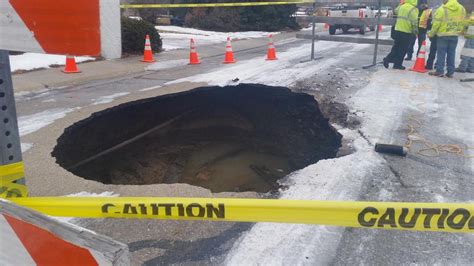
[383, 0, 419, 70]
[455, 11, 474, 73]
[428, 0, 466, 77]
[426, 7, 437, 70]
[406, 4, 431, 60]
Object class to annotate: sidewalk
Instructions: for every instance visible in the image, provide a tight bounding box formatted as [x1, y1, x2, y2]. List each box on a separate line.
[12, 56, 145, 93]
[12, 31, 301, 93]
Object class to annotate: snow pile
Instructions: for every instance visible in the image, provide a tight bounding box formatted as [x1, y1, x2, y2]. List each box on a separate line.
[10, 53, 95, 72]
[156, 25, 279, 50]
[168, 41, 369, 87]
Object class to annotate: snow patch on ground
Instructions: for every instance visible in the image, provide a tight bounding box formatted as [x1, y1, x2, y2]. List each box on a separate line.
[92, 92, 130, 105]
[10, 53, 95, 72]
[350, 70, 412, 145]
[15, 88, 52, 100]
[42, 98, 57, 103]
[156, 25, 278, 51]
[168, 42, 369, 87]
[225, 49, 473, 264]
[18, 108, 78, 136]
[145, 59, 189, 71]
[20, 143, 32, 153]
[52, 191, 119, 224]
[351, 65, 473, 168]
[225, 129, 383, 265]
[435, 78, 473, 145]
[66, 191, 119, 197]
[139, 85, 162, 92]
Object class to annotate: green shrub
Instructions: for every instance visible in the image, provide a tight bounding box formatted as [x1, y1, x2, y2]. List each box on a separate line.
[239, 5, 299, 31]
[121, 17, 162, 54]
[185, 8, 241, 32]
[183, 2, 299, 32]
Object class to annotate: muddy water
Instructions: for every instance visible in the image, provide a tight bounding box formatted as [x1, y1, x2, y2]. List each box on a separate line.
[54, 84, 342, 193]
[181, 142, 291, 193]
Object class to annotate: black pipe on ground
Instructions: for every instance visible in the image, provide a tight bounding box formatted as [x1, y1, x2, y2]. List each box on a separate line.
[375, 143, 407, 156]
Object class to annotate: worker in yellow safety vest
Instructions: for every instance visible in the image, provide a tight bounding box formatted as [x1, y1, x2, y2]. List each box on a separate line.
[406, 4, 432, 60]
[424, 6, 438, 70]
[455, 11, 474, 73]
[383, 0, 419, 70]
[428, 0, 466, 77]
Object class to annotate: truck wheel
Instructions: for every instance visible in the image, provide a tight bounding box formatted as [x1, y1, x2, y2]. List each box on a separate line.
[359, 27, 366, 35]
[342, 25, 350, 34]
[329, 26, 336, 35]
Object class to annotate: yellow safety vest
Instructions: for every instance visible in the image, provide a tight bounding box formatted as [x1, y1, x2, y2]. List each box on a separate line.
[419, 9, 432, 29]
[395, 2, 419, 34]
[430, 1, 466, 37]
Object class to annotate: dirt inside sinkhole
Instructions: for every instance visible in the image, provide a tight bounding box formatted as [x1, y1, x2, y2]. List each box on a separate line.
[52, 84, 342, 193]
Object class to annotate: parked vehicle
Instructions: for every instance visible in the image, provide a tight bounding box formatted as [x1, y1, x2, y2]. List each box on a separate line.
[295, 7, 312, 17]
[380, 7, 394, 18]
[170, 16, 184, 26]
[327, 4, 376, 35]
[156, 15, 171, 25]
[127, 16, 143, 21]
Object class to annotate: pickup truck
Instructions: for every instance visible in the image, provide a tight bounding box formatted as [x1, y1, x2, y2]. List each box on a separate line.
[327, 5, 376, 35]
[380, 6, 394, 18]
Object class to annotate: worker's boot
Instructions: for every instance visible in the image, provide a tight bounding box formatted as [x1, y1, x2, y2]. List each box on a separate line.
[428, 71, 444, 77]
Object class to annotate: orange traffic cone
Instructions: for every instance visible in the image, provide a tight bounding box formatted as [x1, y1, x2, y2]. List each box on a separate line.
[266, 34, 277, 60]
[223, 37, 236, 64]
[141, 34, 155, 63]
[410, 41, 428, 73]
[62, 56, 81, 73]
[189, 38, 200, 65]
[378, 24, 383, 32]
[324, 23, 329, 30]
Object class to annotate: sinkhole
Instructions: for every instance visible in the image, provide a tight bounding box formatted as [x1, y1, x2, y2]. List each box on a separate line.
[53, 84, 342, 193]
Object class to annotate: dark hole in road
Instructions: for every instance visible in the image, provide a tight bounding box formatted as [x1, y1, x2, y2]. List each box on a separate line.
[53, 84, 341, 193]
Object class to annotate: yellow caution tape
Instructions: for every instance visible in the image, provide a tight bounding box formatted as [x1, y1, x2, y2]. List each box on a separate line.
[0, 162, 28, 198]
[10, 197, 473, 233]
[121, 1, 305, 8]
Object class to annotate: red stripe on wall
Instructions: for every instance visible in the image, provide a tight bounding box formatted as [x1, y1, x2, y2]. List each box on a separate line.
[5, 214, 98, 266]
[10, 0, 101, 56]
